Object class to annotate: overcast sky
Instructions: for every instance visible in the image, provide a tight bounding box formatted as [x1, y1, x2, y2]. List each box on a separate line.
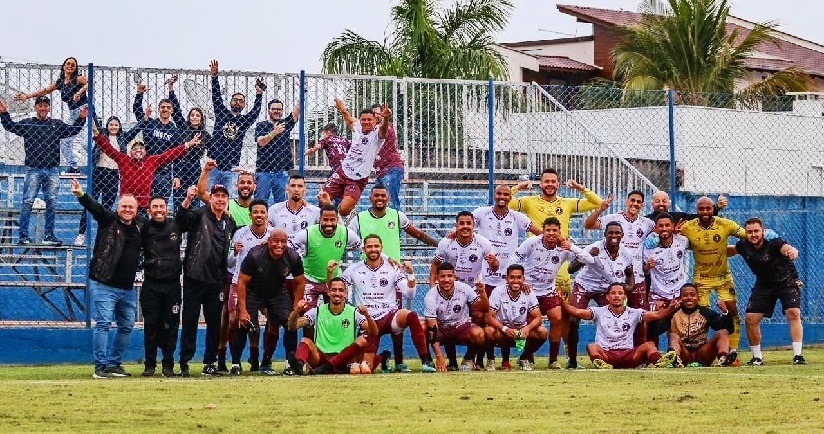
[1, 0, 821, 73]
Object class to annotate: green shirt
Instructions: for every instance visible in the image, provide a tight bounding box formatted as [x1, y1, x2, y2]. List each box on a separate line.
[228, 199, 251, 227]
[357, 208, 402, 261]
[313, 303, 360, 354]
[304, 224, 349, 282]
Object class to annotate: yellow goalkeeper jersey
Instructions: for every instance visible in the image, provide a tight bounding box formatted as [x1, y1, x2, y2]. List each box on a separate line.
[508, 189, 602, 237]
[681, 217, 745, 281]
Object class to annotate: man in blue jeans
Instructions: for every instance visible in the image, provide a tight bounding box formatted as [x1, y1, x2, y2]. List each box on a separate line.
[254, 99, 300, 203]
[0, 96, 87, 245]
[70, 178, 144, 379]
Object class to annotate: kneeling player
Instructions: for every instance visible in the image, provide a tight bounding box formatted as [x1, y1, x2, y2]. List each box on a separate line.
[561, 283, 679, 369]
[424, 262, 488, 372]
[669, 283, 735, 367]
[286, 278, 378, 375]
[484, 264, 548, 371]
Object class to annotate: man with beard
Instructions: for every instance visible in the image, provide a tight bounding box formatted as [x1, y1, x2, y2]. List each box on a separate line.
[234, 229, 305, 376]
[642, 213, 689, 345]
[286, 278, 378, 375]
[207, 59, 263, 192]
[645, 191, 726, 224]
[514, 217, 592, 369]
[254, 99, 301, 203]
[668, 283, 735, 367]
[484, 264, 548, 371]
[566, 222, 634, 369]
[348, 184, 437, 373]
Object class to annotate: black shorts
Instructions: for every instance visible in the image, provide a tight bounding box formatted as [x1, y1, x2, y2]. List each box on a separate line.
[245, 291, 290, 325]
[745, 283, 802, 317]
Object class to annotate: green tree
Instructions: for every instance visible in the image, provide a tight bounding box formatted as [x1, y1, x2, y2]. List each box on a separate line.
[613, 0, 814, 101]
[321, 0, 513, 80]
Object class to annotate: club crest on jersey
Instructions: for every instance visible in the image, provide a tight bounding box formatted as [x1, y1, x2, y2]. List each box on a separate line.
[172, 304, 180, 314]
[636, 228, 644, 238]
[361, 137, 369, 145]
[555, 208, 563, 215]
[388, 221, 396, 229]
[170, 232, 178, 241]
[452, 305, 462, 313]
[467, 254, 477, 263]
[519, 306, 526, 315]
[379, 278, 389, 287]
[622, 323, 631, 331]
[301, 221, 308, 229]
[676, 250, 683, 259]
[713, 234, 721, 242]
[551, 256, 560, 264]
[335, 240, 343, 248]
[504, 228, 512, 236]
[342, 318, 351, 328]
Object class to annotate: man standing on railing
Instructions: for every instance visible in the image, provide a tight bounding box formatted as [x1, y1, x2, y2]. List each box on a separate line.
[254, 99, 300, 203]
[207, 60, 263, 193]
[70, 178, 144, 379]
[0, 97, 87, 246]
[370, 103, 404, 210]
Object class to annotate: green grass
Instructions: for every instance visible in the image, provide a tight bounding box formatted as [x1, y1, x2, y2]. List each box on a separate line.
[1, 348, 823, 433]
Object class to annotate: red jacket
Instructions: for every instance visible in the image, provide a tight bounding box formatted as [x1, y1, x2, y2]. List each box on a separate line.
[94, 134, 188, 208]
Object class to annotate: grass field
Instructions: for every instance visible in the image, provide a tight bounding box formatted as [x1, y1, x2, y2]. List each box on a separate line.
[1, 348, 823, 433]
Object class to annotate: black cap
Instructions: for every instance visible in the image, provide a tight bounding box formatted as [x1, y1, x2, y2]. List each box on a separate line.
[34, 96, 50, 105]
[211, 184, 229, 195]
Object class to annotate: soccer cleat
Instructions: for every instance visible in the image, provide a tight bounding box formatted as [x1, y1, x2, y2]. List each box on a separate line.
[42, 236, 63, 247]
[359, 361, 372, 375]
[747, 357, 764, 366]
[180, 363, 190, 378]
[259, 364, 277, 375]
[548, 361, 561, 370]
[446, 363, 460, 372]
[654, 350, 678, 368]
[74, 233, 85, 246]
[459, 361, 475, 372]
[673, 355, 684, 368]
[394, 363, 412, 373]
[518, 360, 534, 371]
[565, 358, 578, 370]
[282, 367, 296, 376]
[106, 365, 131, 377]
[201, 363, 221, 376]
[286, 352, 304, 376]
[485, 359, 497, 371]
[93, 368, 113, 379]
[161, 367, 176, 378]
[229, 365, 242, 376]
[501, 361, 513, 371]
[379, 350, 392, 372]
[17, 238, 31, 245]
[721, 350, 738, 367]
[141, 366, 156, 377]
[248, 358, 260, 372]
[793, 355, 806, 365]
[421, 361, 437, 373]
[216, 361, 229, 374]
[592, 359, 613, 369]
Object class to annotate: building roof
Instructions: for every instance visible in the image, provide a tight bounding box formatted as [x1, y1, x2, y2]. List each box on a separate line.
[501, 35, 594, 48]
[555, 4, 824, 77]
[538, 55, 600, 72]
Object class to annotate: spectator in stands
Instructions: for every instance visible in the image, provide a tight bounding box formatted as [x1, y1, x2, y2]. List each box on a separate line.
[207, 60, 263, 193]
[371, 103, 405, 210]
[70, 178, 144, 379]
[254, 99, 300, 203]
[305, 123, 350, 179]
[172, 107, 211, 211]
[0, 97, 87, 246]
[76, 116, 140, 246]
[15, 57, 87, 174]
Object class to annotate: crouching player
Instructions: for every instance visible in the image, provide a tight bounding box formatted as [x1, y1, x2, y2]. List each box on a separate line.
[286, 278, 378, 375]
[484, 264, 548, 371]
[561, 282, 680, 369]
[424, 262, 488, 372]
[669, 283, 735, 367]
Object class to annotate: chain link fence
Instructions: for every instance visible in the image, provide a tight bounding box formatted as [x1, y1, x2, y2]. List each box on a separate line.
[0, 61, 821, 328]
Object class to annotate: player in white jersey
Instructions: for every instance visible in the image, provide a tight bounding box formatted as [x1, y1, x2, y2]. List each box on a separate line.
[483, 264, 547, 371]
[268, 175, 320, 240]
[424, 262, 488, 372]
[337, 234, 436, 373]
[321, 99, 391, 217]
[561, 283, 680, 369]
[515, 217, 593, 368]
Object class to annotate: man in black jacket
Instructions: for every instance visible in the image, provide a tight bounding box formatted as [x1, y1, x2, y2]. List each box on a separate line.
[140, 196, 184, 378]
[71, 179, 144, 379]
[176, 183, 236, 376]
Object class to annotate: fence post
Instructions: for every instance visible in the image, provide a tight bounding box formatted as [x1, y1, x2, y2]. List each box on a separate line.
[84, 63, 94, 329]
[487, 78, 495, 205]
[298, 70, 306, 176]
[667, 89, 677, 203]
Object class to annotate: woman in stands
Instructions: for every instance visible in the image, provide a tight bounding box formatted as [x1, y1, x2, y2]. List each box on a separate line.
[171, 107, 211, 211]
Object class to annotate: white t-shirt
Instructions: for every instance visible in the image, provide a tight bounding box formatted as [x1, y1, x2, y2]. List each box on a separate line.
[227, 226, 274, 284]
[488, 285, 539, 328]
[433, 234, 496, 286]
[599, 213, 655, 282]
[574, 241, 635, 293]
[642, 234, 690, 299]
[515, 237, 589, 296]
[341, 259, 408, 320]
[340, 121, 385, 180]
[268, 201, 320, 240]
[472, 206, 532, 286]
[423, 281, 479, 328]
[590, 305, 645, 350]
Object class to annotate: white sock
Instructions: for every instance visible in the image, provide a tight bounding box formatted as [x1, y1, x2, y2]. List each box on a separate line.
[751, 344, 762, 359]
[232, 363, 240, 368]
[792, 342, 803, 356]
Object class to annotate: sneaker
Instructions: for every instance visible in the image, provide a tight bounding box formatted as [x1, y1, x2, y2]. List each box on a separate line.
[61, 167, 82, 176]
[216, 361, 229, 374]
[180, 364, 190, 378]
[141, 366, 156, 377]
[565, 358, 578, 369]
[202, 363, 221, 376]
[359, 361, 372, 375]
[793, 355, 806, 365]
[592, 359, 613, 369]
[485, 359, 497, 371]
[17, 238, 31, 245]
[421, 361, 437, 373]
[393, 363, 412, 373]
[349, 363, 361, 375]
[106, 365, 131, 377]
[501, 361, 513, 371]
[93, 367, 113, 379]
[42, 236, 63, 246]
[721, 350, 738, 367]
[459, 360, 475, 372]
[654, 350, 678, 368]
[229, 365, 242, 376]
[161, 367, 176, 378]
[74, 233, 85, 246]
[286, 352, 304, 376]
[282, 367, 296, 376]
[518, 360, 534, 371]
[447, 363, 460, 372]
[548, 361, 561, 370]
[249, 358, 260, 372]
[259, 364, 277, 375]
[747, 357, 764, 366]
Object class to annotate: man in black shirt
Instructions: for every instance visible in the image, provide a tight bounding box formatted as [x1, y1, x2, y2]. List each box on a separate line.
[731, 217, 805, 366]
[71, 179, 144, 379]
[232, 229, 305, 376]
[645, 190, 726, 224]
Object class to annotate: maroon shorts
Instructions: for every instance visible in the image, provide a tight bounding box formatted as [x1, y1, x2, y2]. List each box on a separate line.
[601, 348, 639, 369]
[303, 281, 329, 308]
[365, 310, 399, 352]
[536, 295, 561, 315]
[679, 347, 700, 365]
[570, 283, 608, 309]
[323, 169, 367, 201]
[227, 283, 239, 312]
[627, 282, 648, 310]
[437, 322, 478, 345]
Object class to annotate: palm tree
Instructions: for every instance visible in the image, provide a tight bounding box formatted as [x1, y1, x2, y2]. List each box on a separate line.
[612, 0, 814, 102]
[321, 0, 513, 81]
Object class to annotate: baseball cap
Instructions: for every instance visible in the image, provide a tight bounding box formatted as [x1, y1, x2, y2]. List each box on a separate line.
[34, 96, 51, 105]
[211, 184, 229, 195]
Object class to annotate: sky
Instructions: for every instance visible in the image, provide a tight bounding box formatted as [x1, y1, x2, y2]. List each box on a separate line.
[1, 0, 823, 74]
